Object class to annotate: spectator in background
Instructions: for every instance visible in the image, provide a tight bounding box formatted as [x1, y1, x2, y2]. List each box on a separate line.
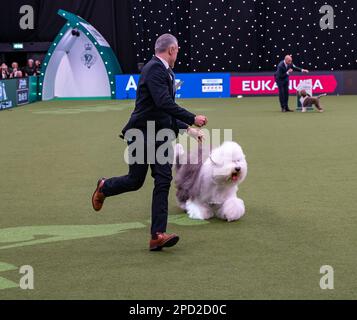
[24, 59, 35, 76]
[12, 70, 23, 78]
[34, 60, 41, 76]
[10, 62, 18, 73]
[1, 63, 10, 79]
[10, 62, 23, 78]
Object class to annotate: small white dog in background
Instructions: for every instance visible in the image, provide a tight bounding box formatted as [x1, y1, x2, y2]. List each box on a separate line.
[174, 141, 247, 221]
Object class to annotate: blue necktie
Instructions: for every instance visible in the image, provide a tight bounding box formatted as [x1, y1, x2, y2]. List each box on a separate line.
[168, 68, 176, 97]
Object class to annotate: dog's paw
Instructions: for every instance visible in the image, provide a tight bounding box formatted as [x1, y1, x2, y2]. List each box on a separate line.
[186, 200, 212, 220]
[217, 197, 245, 221]
[186, 200, 205, 220]
[177, 200, 187, 211]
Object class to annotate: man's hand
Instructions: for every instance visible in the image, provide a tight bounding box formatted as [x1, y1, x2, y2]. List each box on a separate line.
[194, 115, 207, 127]
[302, 69, 309, 73]
[287, 68, 293, 74]
[187, 127, 205, 142]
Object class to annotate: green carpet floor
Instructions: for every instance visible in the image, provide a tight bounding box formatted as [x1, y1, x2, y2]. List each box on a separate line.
[0, 96, 356, 299]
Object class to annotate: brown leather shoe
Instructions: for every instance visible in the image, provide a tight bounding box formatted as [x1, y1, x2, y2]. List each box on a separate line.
[149, 232, 180, 251]
[91, 178, 106, 211]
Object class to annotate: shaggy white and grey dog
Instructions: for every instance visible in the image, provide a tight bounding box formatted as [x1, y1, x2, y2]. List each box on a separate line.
[174, 141, 247, 221]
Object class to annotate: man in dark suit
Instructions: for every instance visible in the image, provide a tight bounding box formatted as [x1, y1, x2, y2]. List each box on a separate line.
[275, 55, 309, 112]
[92, 34, 207, 251]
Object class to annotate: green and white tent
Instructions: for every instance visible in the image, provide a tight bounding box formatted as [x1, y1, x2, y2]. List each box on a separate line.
[39, 9, 122, 100]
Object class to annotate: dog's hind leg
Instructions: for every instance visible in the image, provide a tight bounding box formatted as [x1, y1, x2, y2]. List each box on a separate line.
[217, 197, 245, 222]
[311, 97, 323, 111]
[186, 199, 213, 220]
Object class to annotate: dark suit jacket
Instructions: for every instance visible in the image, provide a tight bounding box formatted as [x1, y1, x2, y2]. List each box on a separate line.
[122, 56, 195, 138]
[274, 60, 302, 84]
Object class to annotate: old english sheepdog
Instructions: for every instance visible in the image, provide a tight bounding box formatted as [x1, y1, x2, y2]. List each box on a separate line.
[174, 141, 247, 221]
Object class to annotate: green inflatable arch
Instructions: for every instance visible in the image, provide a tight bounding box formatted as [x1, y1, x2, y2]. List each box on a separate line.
[39, 9, 122, 100]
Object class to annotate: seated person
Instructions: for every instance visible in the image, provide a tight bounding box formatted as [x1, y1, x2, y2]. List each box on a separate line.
[9, 62, 24, 78]
[34, 60, 41, 75]
[0, 63, 10, 79]
[24, 59, 36, 76]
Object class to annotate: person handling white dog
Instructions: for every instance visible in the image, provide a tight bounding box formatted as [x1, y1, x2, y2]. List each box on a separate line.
[92, 34, 207, 251]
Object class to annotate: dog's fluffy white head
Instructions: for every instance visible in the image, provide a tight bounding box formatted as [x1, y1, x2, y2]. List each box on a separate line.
[207, 141, 247, 185]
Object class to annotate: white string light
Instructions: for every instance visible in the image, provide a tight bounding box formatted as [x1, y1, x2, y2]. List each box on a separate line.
[131, 1, 356, 72]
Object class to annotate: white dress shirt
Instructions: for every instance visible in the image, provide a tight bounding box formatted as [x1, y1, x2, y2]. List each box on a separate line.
[155, 55, 169, 70]
[155, 55, 175, 95]
[155, 55, 174, 81]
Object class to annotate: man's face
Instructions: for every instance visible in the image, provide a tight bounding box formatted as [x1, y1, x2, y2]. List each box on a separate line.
[285, 56, 292, 65]
[168, 43, 179, 68]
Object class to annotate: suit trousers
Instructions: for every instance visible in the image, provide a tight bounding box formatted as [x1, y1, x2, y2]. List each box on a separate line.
[277, 81, 289, 110]
[101, 140, 173, 236]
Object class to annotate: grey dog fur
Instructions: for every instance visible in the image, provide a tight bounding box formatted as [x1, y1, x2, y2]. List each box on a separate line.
[174, 144, 211, 204]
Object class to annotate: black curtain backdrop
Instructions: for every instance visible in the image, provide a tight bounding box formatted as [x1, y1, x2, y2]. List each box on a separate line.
[1, 0, 356, 73]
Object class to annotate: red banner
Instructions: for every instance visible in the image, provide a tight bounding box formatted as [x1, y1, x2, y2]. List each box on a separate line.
[230, 75, 338, 95]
